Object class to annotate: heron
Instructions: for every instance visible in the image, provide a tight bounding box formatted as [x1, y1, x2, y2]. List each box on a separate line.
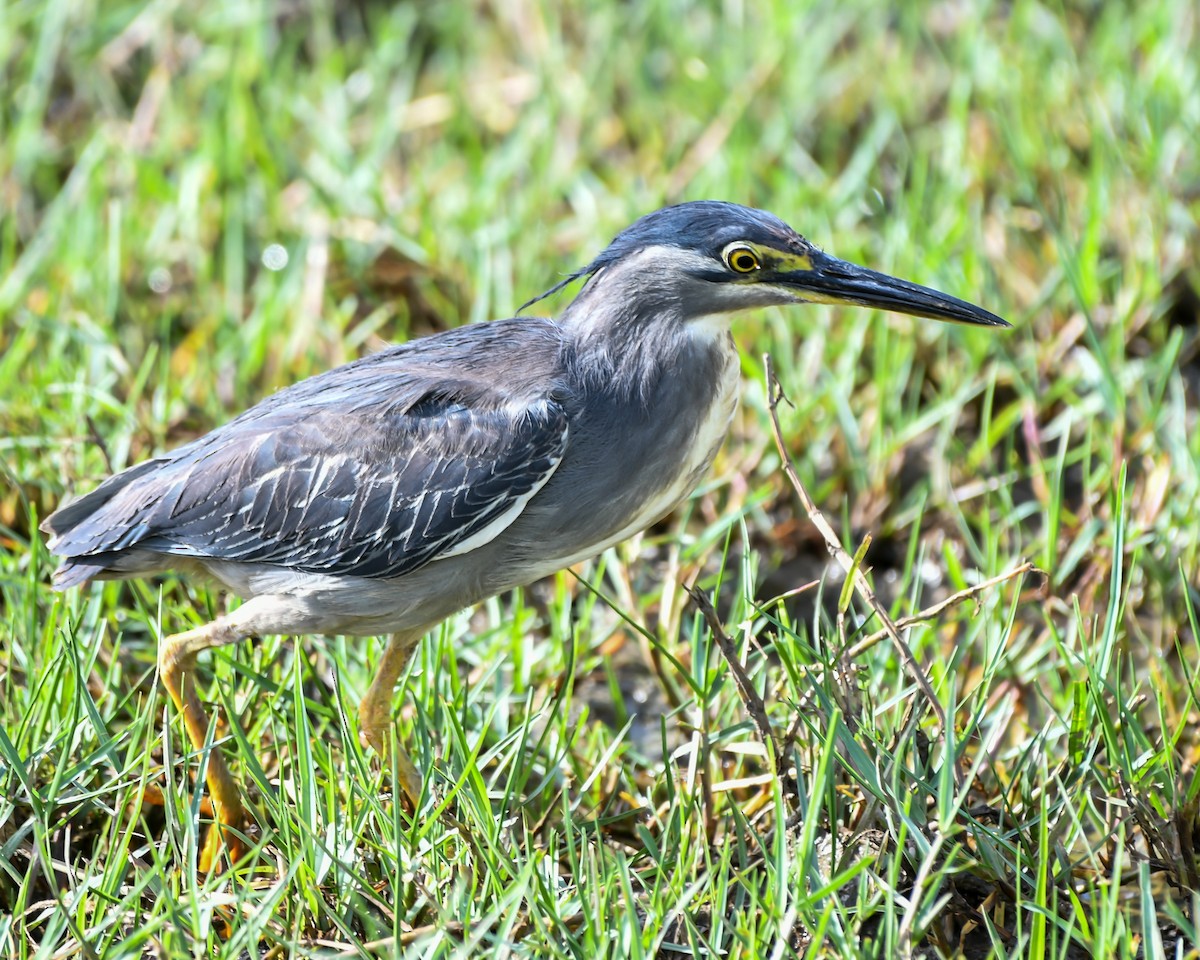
[42, 201, 1008, 868]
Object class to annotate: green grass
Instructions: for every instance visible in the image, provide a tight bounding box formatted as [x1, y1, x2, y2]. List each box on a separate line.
[2, 0, 1199, 956]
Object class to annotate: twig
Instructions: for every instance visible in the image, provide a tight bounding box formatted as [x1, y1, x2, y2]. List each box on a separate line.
[762, 355, 956, 781]
[684, 585, 777, 758]
[845, 561, 1037, 659]
[684, 584, 803, 804]
[85, 414, 114, 476]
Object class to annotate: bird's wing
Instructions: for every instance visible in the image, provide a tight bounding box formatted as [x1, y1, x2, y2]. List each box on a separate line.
[48, 380, 569, 581]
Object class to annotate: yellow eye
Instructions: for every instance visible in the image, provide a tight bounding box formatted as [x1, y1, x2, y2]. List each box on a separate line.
[723, 243, 761, 274]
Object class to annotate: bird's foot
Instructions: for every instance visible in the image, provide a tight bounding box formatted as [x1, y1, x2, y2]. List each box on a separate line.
[199, 811, 249, 873]
[138, 780, 250, 872]
[360, 723, 472, 840]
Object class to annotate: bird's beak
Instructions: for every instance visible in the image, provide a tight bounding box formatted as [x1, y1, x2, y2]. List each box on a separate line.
[779, 249, 1010, 328]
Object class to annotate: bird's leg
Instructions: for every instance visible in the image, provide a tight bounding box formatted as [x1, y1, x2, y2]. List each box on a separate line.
[358, 627, 428, 808]
[158, 617, 249, 871]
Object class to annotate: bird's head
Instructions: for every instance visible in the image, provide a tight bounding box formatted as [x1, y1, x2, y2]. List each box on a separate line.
[527, 201, 1009, 331]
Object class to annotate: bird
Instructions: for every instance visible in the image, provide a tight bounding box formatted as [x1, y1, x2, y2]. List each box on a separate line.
[41, 201, 1009, 869]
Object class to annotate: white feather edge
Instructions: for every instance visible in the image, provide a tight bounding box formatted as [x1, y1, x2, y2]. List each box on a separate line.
[435, 427, 569, 561]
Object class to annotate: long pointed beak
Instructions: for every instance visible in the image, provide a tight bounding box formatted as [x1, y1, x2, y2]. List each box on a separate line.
[780, 250, 1010, 328]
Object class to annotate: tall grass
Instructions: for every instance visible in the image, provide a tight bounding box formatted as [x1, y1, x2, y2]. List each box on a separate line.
[2, 1, 1198, 956]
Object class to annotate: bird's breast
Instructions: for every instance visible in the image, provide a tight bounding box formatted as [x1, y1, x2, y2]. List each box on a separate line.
[505, 333, 741, 577]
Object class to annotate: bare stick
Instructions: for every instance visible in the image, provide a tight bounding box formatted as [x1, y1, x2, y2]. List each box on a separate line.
[684, 584, 777, 758]
[762, 356, 955, 778]
[846, 561, 1036, 659]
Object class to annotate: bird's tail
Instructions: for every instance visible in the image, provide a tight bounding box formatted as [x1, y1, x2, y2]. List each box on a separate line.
[40, 459, 166, 590]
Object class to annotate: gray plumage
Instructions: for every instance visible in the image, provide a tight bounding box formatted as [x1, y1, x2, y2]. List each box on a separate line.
[43, 201, 1007, 640]
[46, 321, 570, 588]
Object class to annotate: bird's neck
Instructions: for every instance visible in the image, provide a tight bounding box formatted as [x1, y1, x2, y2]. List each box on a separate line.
[557, 273, 736, 407]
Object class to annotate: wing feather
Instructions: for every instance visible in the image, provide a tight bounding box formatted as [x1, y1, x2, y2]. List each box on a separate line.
[47, 384, 568, 582]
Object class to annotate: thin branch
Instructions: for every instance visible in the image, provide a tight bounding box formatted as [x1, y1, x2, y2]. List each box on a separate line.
[845, 561, 1037, 659]
[684, 584, 777, 757]
[763, 355, 955, 778]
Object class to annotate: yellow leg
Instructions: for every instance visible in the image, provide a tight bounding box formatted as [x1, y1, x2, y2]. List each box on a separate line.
[358, 627, 427, 808]
[158, 619, 248, 871]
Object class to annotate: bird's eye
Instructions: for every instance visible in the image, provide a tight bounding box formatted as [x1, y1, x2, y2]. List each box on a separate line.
[723, 243, 761, 274]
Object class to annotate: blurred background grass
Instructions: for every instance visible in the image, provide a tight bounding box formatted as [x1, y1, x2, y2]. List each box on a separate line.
[1, 0, 1198, 957]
